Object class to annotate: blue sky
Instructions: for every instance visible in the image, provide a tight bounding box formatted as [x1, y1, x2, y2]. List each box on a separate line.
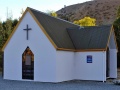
[0, 0, 91, 21]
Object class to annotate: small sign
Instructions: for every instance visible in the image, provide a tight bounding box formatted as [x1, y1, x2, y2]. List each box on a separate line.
[87, 55, 92, 63]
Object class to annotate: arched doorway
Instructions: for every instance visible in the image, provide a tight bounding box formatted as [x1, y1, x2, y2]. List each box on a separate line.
[22, 47, 34, 80]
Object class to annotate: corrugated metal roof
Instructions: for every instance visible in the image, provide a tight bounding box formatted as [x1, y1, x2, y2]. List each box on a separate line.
[67, 25, 112, 49]
[29, 7, 79, 49]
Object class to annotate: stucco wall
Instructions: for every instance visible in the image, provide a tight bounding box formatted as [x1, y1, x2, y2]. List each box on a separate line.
[75, 51, 106, 81]
[4, 11, 56, 82]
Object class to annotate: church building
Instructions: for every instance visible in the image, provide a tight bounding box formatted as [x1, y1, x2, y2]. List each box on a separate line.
[2, 7, 118, 82]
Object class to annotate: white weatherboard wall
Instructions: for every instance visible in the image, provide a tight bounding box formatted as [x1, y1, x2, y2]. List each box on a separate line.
[56, 51, 74, 82]
[4, 11, 56, 82]
[109, 49, 117, 78]
[108, 32, 117, 78]
[75, 51, 106, 81]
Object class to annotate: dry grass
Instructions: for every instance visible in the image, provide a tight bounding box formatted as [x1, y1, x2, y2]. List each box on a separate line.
[57, 0, 120, 25]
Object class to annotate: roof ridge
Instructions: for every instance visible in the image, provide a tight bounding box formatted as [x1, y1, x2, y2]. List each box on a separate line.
[83, 24, 112, 29]
[67, 25, 112, 50]
[28, 7, 80, 27]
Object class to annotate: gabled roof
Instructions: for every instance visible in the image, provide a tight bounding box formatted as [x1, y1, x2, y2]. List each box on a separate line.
[29, 7, 79, 50]
[2, 7, 117, 52]
[67, 25, 112, 50]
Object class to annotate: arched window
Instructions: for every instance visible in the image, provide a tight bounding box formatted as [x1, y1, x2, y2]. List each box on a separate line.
[22, 47, 34, 80]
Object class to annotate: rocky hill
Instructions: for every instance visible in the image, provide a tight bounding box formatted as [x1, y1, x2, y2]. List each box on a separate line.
[57, 0, 120, 25]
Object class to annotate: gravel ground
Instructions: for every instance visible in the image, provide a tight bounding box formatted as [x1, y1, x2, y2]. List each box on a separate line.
[0, 73, 120, 90]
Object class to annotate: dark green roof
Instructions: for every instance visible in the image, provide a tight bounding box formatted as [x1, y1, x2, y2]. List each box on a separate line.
[29, 7, 112, 50]
[67, 25, 112, 49]
[29, 7, 79, 49]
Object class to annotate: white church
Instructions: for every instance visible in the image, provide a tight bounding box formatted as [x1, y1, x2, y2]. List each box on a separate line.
[2, 7, 118, 82]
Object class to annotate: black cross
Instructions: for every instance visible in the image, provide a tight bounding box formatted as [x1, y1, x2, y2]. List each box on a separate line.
[23, 24, 32, 40]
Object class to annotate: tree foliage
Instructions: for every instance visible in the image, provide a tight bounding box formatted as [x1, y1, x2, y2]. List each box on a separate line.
[19, 9, 25, 19]
[117, 6, 120, 18]
[0, 19, 18, 48]
[113, 6, 120, 51]
[47, 11, 57, 17]
[73, 17, 96, 26]
[0, 10, 18, 68]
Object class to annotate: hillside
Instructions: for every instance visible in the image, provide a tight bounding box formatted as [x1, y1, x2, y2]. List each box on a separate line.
[57, 0, 120, 25]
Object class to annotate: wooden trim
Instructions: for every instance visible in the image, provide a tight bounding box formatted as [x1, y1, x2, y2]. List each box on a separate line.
[57, 48, 106, 52]
[76, 49, 106, 52]
[105, 26, 113, 51]
[1, 7, 110, 52]
[2, 7, 58, 51]
[57, 48, 75, 51]
[1, 8, 29, 51]
[113, 28, 118, 52]
[106, 25, 118, 52]
[28, 8, 57, 49]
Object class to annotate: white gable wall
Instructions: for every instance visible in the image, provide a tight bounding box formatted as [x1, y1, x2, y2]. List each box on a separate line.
[75, 51, 106, 81]
[4, 11, 56, 82]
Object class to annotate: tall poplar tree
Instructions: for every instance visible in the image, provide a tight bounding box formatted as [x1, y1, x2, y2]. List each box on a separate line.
[113, 6, 120, 51]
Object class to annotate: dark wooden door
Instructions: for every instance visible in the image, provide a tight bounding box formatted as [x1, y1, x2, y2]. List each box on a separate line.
[22, 47, 34, 80]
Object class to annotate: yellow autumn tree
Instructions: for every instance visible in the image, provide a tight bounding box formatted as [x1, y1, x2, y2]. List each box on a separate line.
[50, 12, 57, 17]
[47, 11, 57, 17]
[73, 17, 96, 26]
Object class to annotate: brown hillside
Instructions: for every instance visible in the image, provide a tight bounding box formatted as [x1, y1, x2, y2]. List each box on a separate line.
[57, 0, 120, 25]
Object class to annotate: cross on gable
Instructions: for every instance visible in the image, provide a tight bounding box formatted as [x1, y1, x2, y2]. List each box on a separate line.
[23, 24, 32, 40]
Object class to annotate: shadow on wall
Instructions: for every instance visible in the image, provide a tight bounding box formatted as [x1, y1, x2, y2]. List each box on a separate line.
[117, 52, 120, 68]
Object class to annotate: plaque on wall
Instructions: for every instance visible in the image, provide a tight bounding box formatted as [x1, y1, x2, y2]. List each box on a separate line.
[87, 55, 92, 63]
